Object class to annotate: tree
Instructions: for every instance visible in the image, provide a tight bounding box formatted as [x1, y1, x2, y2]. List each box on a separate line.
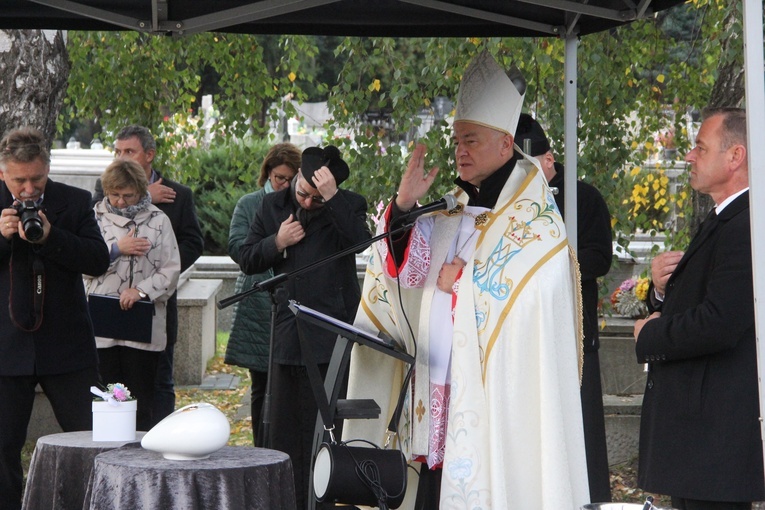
[0, 30, 69, 141]
[691, 0, 745, 232]
[63, 32, 326, 159]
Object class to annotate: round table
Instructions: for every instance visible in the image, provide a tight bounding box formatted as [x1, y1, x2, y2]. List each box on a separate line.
[22, 431, 144, 510]
[84, 443, 295, 509]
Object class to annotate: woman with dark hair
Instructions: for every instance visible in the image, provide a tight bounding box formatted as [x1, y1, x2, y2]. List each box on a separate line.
[84, 159, 180, 430]
[225, 142, 301, 443]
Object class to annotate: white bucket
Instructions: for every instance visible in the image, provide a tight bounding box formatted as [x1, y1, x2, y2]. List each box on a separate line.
[92, 400, 137, 441]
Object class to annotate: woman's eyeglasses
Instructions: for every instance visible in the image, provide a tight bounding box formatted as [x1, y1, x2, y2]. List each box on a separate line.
[108, 192, 137, 203]
[272, 173, 292, 184]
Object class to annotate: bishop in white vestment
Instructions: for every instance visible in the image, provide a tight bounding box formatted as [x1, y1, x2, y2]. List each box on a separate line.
[344, 50, 590, 509]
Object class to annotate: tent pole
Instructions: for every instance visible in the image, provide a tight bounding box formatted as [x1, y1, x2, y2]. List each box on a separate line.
[564, 34, 578, 252]
[742, 0, 765, 477]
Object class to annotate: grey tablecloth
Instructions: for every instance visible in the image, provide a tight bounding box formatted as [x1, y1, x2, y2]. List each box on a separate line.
[22, 431, 144, 510]
[84, 443, 295, 509]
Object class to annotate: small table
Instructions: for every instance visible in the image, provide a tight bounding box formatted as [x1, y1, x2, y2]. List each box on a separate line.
[22, 431, 144, 510]
[84, 443, 295, 509]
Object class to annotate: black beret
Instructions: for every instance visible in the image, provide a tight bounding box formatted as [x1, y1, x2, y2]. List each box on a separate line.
[514, 113, 551, 157]
[301, 145, 349, 187]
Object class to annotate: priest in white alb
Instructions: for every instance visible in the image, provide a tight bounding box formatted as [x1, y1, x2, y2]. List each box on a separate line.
[344, 50, 590, 509]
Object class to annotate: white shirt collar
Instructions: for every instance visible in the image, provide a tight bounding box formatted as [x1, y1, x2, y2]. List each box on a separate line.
[716, 187, 748, 215]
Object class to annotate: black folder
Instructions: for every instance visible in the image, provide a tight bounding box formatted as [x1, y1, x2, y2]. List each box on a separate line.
[88, 293, 155, 343]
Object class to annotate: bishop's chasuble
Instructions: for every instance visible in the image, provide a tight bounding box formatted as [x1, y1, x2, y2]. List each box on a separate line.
[344, 156, 590, 509]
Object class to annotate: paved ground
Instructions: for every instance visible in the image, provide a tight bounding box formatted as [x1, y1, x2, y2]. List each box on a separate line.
[177, 373, 241, 391]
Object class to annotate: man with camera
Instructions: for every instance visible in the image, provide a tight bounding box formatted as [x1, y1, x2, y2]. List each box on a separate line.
[0, 127, 110, 509]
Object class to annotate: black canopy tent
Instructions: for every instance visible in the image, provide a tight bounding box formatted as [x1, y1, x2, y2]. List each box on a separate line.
[0, 0, 687, 245]
[5, 0, 765, 498]
[4, 0, 684, 37]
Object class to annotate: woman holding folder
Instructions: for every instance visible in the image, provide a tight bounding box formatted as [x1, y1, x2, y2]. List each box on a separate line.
[84, 159, 180, 431]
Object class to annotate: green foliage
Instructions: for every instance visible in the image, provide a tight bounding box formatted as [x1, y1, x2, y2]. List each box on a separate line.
[63, 32, 323, 160]
[62, 31, 201, 136]
[173, 137, 275, 255]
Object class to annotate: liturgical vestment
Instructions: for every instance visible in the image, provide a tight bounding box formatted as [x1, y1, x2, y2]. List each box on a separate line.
[344, 157, 590, 509]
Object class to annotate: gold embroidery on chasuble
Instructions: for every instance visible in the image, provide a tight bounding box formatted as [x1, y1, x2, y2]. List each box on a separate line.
[416, 400, 426, 422]
[468, 178, 566, 373]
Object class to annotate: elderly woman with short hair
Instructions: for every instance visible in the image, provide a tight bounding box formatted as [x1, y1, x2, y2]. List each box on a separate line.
[84, 159, 180, 431]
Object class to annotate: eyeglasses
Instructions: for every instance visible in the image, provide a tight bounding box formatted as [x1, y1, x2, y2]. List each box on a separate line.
[295, 177, 326, 204]
[108, 192, 137, 203]
[296, 186, 325, 204]
[271, 173, 293, 184]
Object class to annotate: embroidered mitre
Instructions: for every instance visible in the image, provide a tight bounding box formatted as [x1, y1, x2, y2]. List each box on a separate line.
[454, 49, 526, 135]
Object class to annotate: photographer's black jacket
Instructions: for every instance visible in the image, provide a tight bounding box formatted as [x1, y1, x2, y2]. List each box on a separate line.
[0, 179, 110, 376]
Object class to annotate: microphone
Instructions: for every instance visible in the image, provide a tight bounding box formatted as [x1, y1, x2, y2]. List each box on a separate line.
[394, 194, 458, 225]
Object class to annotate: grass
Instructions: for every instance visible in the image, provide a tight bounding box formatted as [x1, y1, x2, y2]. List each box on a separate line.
[21, 332, 671, 505]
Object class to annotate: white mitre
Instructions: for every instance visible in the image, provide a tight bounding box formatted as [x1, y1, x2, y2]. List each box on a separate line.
[454, 50, 526, 135]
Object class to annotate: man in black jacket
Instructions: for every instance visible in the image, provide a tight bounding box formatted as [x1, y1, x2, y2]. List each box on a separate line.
[93, 125, 203, 425]
[634, 108, 763, 510]
[239, 146, 371, 509]
[515, 113, 614, 503]
[0, 127, 110, 509]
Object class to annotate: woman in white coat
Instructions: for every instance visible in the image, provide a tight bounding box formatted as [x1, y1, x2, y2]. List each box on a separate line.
[84, 159, 180, 430]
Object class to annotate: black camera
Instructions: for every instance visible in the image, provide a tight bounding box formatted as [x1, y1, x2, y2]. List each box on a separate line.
[13, 200, 44, 242]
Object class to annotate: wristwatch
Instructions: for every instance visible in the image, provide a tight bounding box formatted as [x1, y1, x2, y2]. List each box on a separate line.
[137, 290, 148, 299]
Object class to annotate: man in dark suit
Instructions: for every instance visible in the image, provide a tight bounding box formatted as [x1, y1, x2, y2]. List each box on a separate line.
[93, 125, 203, 425]
[239, 146, 371, 509]
[515, 113, 614, 503]
[634, 107, 764, 510]
[0, 127, 110, 509]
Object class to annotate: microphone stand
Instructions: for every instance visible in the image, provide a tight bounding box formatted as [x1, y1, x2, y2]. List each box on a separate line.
[258, 286, 286, 448]
[217, 221, 416, 449]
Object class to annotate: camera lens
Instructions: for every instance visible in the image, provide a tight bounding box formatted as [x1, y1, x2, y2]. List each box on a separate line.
[23, 217, 43, 241]
[17, 201, 43, 242]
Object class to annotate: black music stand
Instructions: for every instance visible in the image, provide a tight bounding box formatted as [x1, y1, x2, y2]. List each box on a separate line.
[289, 301, 414, 510]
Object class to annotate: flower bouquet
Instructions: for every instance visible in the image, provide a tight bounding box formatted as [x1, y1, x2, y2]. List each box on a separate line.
[91, 383, 137, 442]
[611, 277, 649, 318]
[92, 382, 133, 403]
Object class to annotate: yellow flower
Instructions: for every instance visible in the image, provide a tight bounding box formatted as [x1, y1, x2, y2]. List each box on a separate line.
[288, 72, 297, 82]
[635, 278, 650, 302]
